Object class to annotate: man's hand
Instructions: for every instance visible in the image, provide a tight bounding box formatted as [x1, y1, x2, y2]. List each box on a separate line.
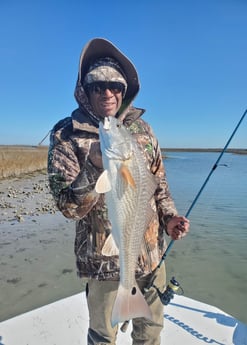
[166, 216, 190, 240]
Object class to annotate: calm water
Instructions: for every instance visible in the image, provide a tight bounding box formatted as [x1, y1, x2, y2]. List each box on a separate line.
[163, 151, 247, 324]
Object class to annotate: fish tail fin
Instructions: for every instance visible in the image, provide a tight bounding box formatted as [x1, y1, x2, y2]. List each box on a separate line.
[111, 283, 152, 327]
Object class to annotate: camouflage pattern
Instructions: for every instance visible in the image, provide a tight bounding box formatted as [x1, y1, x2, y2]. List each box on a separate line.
[47, 41, 178, 281]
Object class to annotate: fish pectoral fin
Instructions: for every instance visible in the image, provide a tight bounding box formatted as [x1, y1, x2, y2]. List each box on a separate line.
[119, 163, 136, 189]
[102, 234, 119, 256]
[95, 170, 111, 193]
[111, 283, 152, 327]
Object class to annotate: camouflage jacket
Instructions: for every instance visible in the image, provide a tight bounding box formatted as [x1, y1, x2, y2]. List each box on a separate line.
[48, 39, 177, 280]
[48, 106, 178, 280]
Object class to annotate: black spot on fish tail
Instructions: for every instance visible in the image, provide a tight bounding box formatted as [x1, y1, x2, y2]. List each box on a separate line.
[131, 287, 137, 295]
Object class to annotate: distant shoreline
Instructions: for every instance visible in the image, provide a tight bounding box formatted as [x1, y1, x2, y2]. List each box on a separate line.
[161, 148, 247, 155]
[0, 145, 246, 155]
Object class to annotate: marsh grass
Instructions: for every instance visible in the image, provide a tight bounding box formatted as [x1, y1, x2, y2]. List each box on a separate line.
[0, 145, 48, 179]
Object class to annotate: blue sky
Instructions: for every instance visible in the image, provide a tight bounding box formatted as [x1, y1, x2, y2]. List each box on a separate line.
[0, 0, 246, 148]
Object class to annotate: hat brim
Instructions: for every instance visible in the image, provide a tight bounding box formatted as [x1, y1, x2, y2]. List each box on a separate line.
[78, 38, 139, 103]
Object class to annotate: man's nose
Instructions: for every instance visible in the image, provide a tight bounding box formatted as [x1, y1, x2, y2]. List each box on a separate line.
[102, 88, 114, 96]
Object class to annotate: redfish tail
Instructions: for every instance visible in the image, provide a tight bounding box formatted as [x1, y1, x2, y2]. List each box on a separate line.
[111, 283, 152, 327]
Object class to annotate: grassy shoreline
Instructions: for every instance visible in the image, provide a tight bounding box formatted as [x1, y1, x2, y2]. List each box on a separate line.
[0, 146, 48, 180]
[0, 145, 246, 180]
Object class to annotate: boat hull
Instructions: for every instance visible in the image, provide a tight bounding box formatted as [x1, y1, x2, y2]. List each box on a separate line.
[0, 292, 246, 344]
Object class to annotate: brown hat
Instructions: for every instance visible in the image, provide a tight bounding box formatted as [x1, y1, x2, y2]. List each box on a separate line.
[78, 38, 140, 103]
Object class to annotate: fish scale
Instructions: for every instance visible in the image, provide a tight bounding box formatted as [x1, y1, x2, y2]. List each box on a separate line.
[96, 116, 157, 327]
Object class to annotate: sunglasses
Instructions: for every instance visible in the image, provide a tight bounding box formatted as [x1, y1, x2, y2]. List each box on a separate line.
[86, 82, 125, 95]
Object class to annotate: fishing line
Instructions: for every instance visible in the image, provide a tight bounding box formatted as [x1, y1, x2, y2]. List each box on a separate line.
[38, 130, 51, 146]
[158, 108, 247, 267]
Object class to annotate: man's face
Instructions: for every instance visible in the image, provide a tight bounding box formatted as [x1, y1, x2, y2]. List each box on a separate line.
[88, 82, 124, 118]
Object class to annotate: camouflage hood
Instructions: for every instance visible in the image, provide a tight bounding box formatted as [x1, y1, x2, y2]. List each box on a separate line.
[74, 38, 140, 124]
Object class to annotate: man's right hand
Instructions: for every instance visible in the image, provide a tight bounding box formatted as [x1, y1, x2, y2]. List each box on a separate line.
[88, 141, 103, 169]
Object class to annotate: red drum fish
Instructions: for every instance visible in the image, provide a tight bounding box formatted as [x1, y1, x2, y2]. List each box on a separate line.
[95, 116, 157, 327]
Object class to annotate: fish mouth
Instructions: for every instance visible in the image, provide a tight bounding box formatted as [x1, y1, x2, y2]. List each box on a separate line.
[103, 116, 111, 130]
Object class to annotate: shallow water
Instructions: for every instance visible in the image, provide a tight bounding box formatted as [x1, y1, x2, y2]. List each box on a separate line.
[163, 152, 247, 324]
[0, 213, 85, 322]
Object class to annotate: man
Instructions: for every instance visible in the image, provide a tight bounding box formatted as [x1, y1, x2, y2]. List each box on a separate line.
[48, 38, 189, 345]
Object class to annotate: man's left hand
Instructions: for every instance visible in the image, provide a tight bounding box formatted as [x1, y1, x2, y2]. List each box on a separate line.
[166, 216, 190, 240]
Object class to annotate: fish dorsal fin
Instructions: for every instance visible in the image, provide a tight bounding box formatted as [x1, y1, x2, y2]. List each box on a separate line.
[119, 163, 136, 189]
[95, 170, 111, 193]
[101, 233, 119, 256]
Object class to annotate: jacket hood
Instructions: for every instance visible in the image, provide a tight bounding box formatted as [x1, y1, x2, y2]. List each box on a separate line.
[74, 38, 140, 122]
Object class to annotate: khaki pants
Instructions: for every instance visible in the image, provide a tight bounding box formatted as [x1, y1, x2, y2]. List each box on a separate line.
[86, 264, 166, 345]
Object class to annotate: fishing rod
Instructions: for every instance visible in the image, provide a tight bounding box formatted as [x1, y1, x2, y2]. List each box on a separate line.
[149, 108, 247, 309]
[158, 107, 247, 267]
[120, 109, 247, 333]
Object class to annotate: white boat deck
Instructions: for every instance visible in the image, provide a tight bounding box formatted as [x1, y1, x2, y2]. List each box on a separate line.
[0, 292, 246, 344]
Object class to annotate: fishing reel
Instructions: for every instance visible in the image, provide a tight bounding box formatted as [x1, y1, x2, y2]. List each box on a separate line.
[153, 276, 184, 305]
